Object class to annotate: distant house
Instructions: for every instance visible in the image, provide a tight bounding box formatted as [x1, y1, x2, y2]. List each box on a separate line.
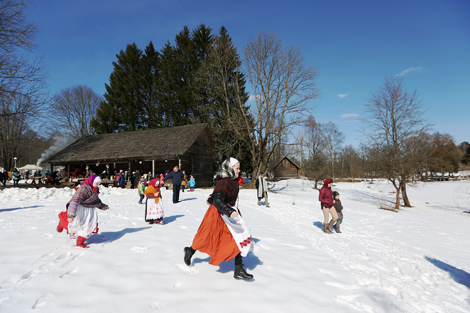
[273, 156, 300, 179]
[45, 124, 217, 187]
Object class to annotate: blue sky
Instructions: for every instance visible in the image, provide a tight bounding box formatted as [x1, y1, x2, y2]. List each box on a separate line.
[26, 0, 470, 147]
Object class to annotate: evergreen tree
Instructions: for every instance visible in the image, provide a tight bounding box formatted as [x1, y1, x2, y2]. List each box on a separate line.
[92, 43, 144, 133]
[194, 26, 252, 170]
[159, 41, 179, 127]
[140, 41, 161, 128]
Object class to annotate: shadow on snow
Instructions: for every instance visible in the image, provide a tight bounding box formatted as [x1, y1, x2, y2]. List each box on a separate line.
[86, 227, 150, 245]
[0, 205, 44, 213]
[425, 256, 470, 288]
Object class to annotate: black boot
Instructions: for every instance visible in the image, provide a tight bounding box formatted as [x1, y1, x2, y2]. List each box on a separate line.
[184, 247, 195, 266]
[234, 263, 254, 280]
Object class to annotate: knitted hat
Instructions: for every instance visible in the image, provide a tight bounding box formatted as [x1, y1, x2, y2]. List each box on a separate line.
[333, 191, 340, 197]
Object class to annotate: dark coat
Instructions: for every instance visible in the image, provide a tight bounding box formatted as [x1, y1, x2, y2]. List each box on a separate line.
[334, 199, 343, 213]
[118, 173, 125, 185]
[164, 170, 184, 185]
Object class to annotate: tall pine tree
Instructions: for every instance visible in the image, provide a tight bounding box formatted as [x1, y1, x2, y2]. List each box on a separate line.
[92, 43, 144, 133]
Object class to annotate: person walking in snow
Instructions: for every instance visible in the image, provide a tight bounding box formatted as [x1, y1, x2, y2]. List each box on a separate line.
[188, 175, 195, 191]
[137, 176, 147, 204]
[181, 170, 188, 192]
[183, 157, 256, 281]
[12, 168, 20, 187]
[332, 191, 344, 233]
[56, 174, 109, 248]
[144, 178, 164, 224]
[163, 165, 184, 203]
[318, 178, 337, 234]
[256, 173, 269, 207]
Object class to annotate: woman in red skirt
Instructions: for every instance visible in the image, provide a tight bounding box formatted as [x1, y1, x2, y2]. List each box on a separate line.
[183, 157, 255, 280]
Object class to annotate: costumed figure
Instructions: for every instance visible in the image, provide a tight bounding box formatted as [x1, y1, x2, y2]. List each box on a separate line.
[183, 157, 256, 281]
[56, 174, 109, 248]
[144, 178, 164, 224]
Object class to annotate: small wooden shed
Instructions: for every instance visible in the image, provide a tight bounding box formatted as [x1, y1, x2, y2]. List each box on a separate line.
[45, 124, 216, 187]
[273, 156, 300, 179]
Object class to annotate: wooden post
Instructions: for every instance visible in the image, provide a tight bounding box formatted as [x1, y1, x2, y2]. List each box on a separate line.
[152, 160, 155, 178]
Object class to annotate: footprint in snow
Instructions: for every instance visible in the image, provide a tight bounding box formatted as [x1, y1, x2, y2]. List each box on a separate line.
[32, 294, 53, 309]
[325, 281, 360, 290]
[279, 243, 306, 249]
[60, 267, 79, 278]
[131, 246, 149, 253]
[176, 264, 200, 275]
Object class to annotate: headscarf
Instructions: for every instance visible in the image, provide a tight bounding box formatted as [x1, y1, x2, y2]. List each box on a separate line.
[214, 158, 238, 181]
[84, 174, 100, 193]
[323, 178, 333, 186]
[148, 178, 160, 188]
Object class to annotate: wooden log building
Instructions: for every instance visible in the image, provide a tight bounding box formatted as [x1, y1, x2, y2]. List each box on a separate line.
[273, 156, 300, 179]
[45, 124, 217, 187]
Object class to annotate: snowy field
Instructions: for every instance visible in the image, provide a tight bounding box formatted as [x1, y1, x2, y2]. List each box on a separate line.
[0, 179, 469, 313]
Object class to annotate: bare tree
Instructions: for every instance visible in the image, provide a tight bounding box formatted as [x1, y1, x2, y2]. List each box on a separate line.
[0, 0, 47, 115]
[0, 93, 41, 169]
[364, 76, 428, 209]
[243, 31, 320, 178]
[50, 85, 102, 140]
[323, 121, 344, 178]
[303, 116, 328, 188]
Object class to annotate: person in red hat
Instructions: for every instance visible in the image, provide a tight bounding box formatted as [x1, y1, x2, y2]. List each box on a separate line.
[318, 178, 337, 233]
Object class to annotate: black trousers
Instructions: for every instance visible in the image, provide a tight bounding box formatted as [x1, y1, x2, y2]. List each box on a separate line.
[173, 184, 181, 203]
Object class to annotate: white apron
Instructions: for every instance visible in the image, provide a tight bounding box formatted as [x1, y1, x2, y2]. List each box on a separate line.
[145, 197, 164, 221]
[221, 213, 257, 257]
[68, 204, 98, 238]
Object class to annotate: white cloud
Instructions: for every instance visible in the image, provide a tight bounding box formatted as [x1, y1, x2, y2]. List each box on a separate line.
[341, 113, 358, 118]
[337, 93, 348, 99]
[396, 66, 423, 77]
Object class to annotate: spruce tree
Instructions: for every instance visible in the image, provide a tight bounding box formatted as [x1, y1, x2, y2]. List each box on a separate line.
[194, 26, 252, 170]
[141, 41, 161, 128]
[92, 43, 144, 133]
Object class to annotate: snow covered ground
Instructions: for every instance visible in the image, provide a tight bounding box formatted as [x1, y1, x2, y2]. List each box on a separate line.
[0, 179, 469, 313]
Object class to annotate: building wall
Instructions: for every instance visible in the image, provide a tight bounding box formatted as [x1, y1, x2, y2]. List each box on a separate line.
[274, 158, 299, 178]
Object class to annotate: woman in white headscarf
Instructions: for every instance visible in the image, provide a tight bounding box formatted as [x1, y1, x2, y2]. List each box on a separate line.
[183, 157, 255, 280]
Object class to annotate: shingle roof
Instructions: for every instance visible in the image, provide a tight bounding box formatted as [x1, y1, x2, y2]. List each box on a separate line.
[46, 124, 212, 163]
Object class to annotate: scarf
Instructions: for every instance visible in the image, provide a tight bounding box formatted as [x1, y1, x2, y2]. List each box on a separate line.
[214, 158, 236, 181]
[84, 174, 100, 193]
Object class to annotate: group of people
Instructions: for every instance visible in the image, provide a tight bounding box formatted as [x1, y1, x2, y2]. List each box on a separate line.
[55, 157, 346, 284]
[318, 178, 344, 233]
[55, 158, 256, 281]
